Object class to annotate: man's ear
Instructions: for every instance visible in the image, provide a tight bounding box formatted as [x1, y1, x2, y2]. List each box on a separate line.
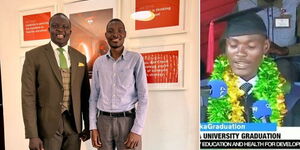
[105, 32, 108, 39]
[263, 39, 270, 54]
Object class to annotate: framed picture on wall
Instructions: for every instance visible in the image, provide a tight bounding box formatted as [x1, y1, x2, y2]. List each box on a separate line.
[132, 43, 185, 90]
[128, 0, 186, 38]
[19, 3, 57, 47]
[64, 0, 120, 78]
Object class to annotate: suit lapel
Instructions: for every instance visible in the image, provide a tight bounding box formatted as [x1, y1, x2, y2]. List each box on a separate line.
[44, 43, 63, 86]
[68, 47, 78, 85]
[240, 93, 255, 122]
[245, 93, 255, 122]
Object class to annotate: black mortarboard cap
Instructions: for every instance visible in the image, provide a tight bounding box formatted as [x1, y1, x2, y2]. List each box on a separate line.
[215, 6, 267, 37]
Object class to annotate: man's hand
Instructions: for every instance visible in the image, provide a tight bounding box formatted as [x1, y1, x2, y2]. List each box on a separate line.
[79, 128, 90, 141]
[124, 132, 141, 149]
[29, 137, 44, 150]
[268, 42, 289, 56]
[91, 129, 102, 148]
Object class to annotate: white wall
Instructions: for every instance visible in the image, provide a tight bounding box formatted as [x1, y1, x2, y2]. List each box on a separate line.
[0, 0, 199, 150]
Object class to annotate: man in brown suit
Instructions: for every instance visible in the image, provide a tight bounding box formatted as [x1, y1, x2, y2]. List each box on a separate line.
[22, 13, 90, 150]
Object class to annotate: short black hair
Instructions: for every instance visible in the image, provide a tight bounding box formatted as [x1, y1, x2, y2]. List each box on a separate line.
[106, 18, 125, 30]
[49, 13, 71, 26]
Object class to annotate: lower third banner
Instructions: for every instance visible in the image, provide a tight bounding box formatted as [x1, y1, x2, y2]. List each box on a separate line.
[200, 140, 300, 149]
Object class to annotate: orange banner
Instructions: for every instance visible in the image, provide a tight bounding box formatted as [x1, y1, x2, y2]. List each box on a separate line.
[141, 50, 178, 83]
[135, 0, 180, 30]
[23, 12, 51, 41]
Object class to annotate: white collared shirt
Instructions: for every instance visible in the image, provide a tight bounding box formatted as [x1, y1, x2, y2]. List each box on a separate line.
[238, 76, 258, 94]
[50, 41, 71, 68]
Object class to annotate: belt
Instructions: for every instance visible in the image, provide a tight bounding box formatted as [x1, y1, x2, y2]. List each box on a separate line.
[99, 108, 135, 117]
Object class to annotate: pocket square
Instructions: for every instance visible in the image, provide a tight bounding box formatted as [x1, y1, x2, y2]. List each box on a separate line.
[78, 62, 85, 67]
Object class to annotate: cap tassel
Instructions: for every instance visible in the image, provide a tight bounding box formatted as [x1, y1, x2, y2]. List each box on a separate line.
[206, 21, 215, 73]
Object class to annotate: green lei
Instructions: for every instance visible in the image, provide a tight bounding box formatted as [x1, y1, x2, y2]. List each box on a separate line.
[207, 55, 287, 125]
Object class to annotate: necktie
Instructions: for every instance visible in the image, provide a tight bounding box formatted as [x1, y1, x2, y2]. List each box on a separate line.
[239, 82, 253, 122]
[57, 48, 68, 69]
[240, 82, 253, 96]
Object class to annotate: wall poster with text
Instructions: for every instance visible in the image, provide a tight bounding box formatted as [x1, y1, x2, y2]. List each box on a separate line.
[128, 0, 186, 38]
[134, 44, 184, 90]
[19, 4, 56, 47]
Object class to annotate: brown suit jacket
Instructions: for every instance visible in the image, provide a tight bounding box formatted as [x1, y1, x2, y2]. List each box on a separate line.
[22, 43, 90, 139]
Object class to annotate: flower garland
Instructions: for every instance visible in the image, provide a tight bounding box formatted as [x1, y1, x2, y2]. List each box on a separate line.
[207, 55, 287, 126]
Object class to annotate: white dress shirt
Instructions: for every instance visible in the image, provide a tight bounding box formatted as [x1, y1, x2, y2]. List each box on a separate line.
[50, 41, 71, 68]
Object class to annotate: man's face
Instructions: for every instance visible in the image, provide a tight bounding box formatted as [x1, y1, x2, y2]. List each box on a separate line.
[48, 15, 72, 47]
[105, 21, 126, 50]
[226, 34, 270, 81]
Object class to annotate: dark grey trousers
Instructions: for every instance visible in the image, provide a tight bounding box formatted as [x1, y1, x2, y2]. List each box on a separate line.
[97, 115, 142, 150]
[43, 112, 80, 150]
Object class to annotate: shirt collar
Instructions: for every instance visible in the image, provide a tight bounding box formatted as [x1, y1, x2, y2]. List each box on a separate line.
[258, 0, 282, 8]
[50, 41, 69, 52]
[106, 49, 127, 60]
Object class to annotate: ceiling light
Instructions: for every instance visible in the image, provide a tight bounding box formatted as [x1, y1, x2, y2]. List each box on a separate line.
[87, 19, 93, 24]
[131, 11, 155, 21]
